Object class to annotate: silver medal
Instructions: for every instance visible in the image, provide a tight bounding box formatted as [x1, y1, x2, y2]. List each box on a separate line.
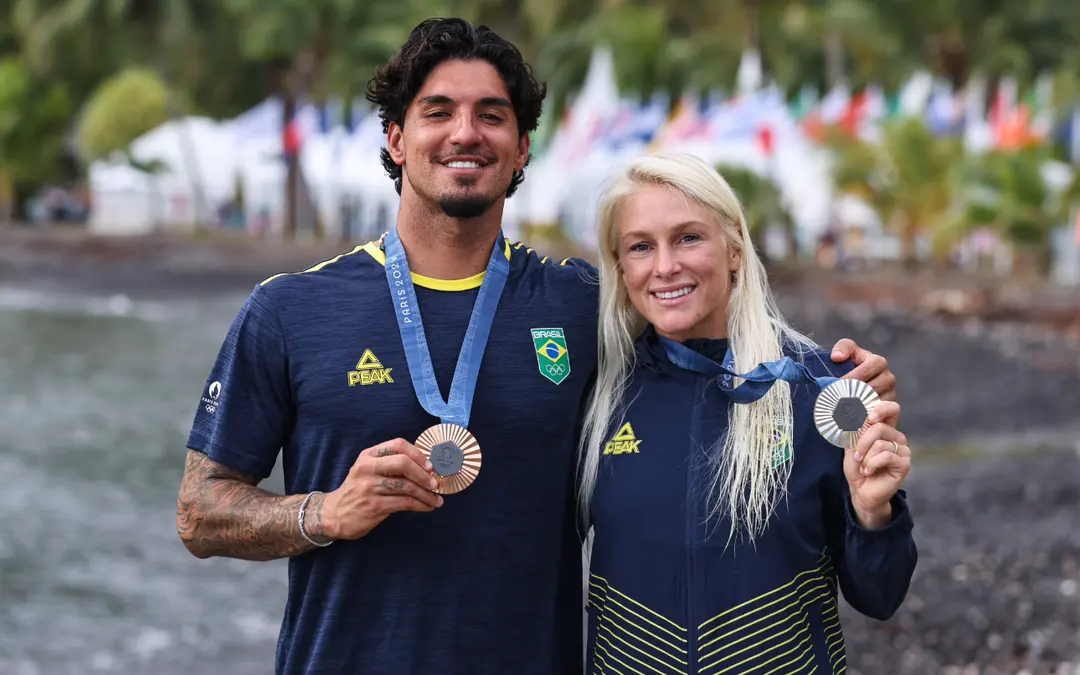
[814, 379, 879, 449]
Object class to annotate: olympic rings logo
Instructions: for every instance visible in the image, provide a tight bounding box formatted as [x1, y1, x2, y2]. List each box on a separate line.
[545, 363, 567, 376]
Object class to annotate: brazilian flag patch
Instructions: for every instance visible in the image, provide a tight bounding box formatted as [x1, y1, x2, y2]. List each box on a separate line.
[531, 327, 571, 385]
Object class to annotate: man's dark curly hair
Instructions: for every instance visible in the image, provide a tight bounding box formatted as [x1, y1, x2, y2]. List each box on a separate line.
[365, 18, 547, 198]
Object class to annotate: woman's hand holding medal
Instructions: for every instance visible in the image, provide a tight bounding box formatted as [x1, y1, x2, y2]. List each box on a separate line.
[321, 439, 443, 541]
[842, 400, 912, 530]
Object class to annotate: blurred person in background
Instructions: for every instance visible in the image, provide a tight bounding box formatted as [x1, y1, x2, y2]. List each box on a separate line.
[175, 18, 900, 675]
[578, 152, 916, 674]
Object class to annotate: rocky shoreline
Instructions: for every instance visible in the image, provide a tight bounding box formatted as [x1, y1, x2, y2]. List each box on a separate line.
[4, 225, 1080, 672]
[0, 226, 353, 297]
[840, 447, 1080, 675]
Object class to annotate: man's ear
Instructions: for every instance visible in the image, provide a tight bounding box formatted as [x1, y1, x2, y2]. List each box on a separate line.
[515, 132, 530, 172]
[387, 122, 405, 166]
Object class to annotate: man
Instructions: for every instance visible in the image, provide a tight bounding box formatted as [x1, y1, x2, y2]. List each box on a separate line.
[176, 17, 898, 675]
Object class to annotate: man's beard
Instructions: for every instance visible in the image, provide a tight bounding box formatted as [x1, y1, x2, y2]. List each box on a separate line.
[438, 194, 494, 219]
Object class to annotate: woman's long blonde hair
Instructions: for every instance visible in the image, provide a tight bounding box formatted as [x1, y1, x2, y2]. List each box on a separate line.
[577, 152, 818, 545]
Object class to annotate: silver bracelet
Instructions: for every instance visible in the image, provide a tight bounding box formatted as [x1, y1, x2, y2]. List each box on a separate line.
[298, 491, 333, 547]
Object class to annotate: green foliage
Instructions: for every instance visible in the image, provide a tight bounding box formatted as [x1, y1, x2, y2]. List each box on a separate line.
[956, 148, 1060, 250]
[718, 164, 793, 233]
[826, 116, 962, 262]
[0, 56, 72, 183]
[718, 163, 796, 259]
[225, 0, 451, 99]
[76, 68, 169, 161]
[3, 0, 1080, 270]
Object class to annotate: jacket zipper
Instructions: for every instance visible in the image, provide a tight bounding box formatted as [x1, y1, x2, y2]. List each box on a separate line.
[685, 375, 705, 674]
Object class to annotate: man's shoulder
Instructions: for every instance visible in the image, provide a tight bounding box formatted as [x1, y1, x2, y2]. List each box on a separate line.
[255, 242, 387, 303]
[245, 242, 389, 333]
[259, 242, 381, 288]
[506, 239, 598, 286]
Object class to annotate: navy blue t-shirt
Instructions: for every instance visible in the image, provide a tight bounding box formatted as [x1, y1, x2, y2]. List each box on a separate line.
[187, 239, 598, 675]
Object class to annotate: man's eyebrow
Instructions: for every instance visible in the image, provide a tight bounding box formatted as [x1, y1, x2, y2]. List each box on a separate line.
[418, 95, 512, 108]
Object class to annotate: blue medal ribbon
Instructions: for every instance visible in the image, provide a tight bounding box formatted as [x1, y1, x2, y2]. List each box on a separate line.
[658, 335, 838, 403]
[383, 227, 508, 428]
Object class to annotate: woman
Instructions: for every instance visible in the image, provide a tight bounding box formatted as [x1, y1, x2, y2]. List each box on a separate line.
[579, 153, 916, 674]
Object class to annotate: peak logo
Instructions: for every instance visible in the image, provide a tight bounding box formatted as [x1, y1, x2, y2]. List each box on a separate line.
[348, 349, 394, 386]
[604, 422, 641, 455]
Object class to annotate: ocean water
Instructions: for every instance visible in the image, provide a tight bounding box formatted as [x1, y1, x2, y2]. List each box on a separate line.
[0, 287, 288, 674]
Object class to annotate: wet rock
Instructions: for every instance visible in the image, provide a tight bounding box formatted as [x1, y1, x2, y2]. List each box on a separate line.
[834, 450, 1080, 674]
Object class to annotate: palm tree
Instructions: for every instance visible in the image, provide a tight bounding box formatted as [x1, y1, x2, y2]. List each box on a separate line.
[825, 116, 962, 266]
[952, 147, 1071, 276]
[224, 0, 452, 239]
[717, 163, 796, 262]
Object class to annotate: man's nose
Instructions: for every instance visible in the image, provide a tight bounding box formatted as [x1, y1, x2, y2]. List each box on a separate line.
[448, 113, 483, 146]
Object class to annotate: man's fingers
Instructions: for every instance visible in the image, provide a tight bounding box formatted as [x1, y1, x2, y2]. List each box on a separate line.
[375, 454, 439, 489]
[841, 355, 896, 401]
[842, 354, 887, 382]
[373, 475, 443, 509]
[383, 496, 438, 513]
[362, 438, 434, 470]
[830, 338, 857, 361]
[867, 371, 897, 401]
[373, 456, 441, 498]
[392, 440, 435, 470]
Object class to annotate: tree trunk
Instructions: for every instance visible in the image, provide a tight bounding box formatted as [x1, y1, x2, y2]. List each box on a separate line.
[825, 26, 844, 89]
[0, 168, 13, 225]
[900, 214, 919, 268]
[937, 39, 969, 92]
[157, 23, 207, 229]
[1036, 242, 1054, 277]
[283, 51, 322, 241]
[786, 223, 799, 261]
[282, 93, 298, 239]
[745, 0, 761, 52]
[173, 115, 208, 229]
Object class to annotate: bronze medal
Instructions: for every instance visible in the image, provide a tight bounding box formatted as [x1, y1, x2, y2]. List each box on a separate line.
[415, 423, 482, 494]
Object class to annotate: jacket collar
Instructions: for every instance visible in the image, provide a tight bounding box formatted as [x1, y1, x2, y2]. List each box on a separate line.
[634, 324, 731, 374]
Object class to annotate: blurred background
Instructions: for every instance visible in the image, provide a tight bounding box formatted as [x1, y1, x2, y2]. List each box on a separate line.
[1, 1, 1080, 674]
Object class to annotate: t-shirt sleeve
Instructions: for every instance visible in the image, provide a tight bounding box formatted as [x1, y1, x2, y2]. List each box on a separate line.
[186, 284, 294, 479]
[559, 256, 597, 274]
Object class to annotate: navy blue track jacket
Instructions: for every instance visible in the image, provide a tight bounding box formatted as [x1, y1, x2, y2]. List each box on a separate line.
[586, 325, 917, 674]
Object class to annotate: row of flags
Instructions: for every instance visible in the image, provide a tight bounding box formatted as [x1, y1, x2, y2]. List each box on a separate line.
[544, 65, 1080, 169]
[223, 47, 1080, 174]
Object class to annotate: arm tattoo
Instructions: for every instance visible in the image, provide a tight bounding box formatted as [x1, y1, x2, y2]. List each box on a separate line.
[176, 449, 331, 561]
[375, 447, 396, 457]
